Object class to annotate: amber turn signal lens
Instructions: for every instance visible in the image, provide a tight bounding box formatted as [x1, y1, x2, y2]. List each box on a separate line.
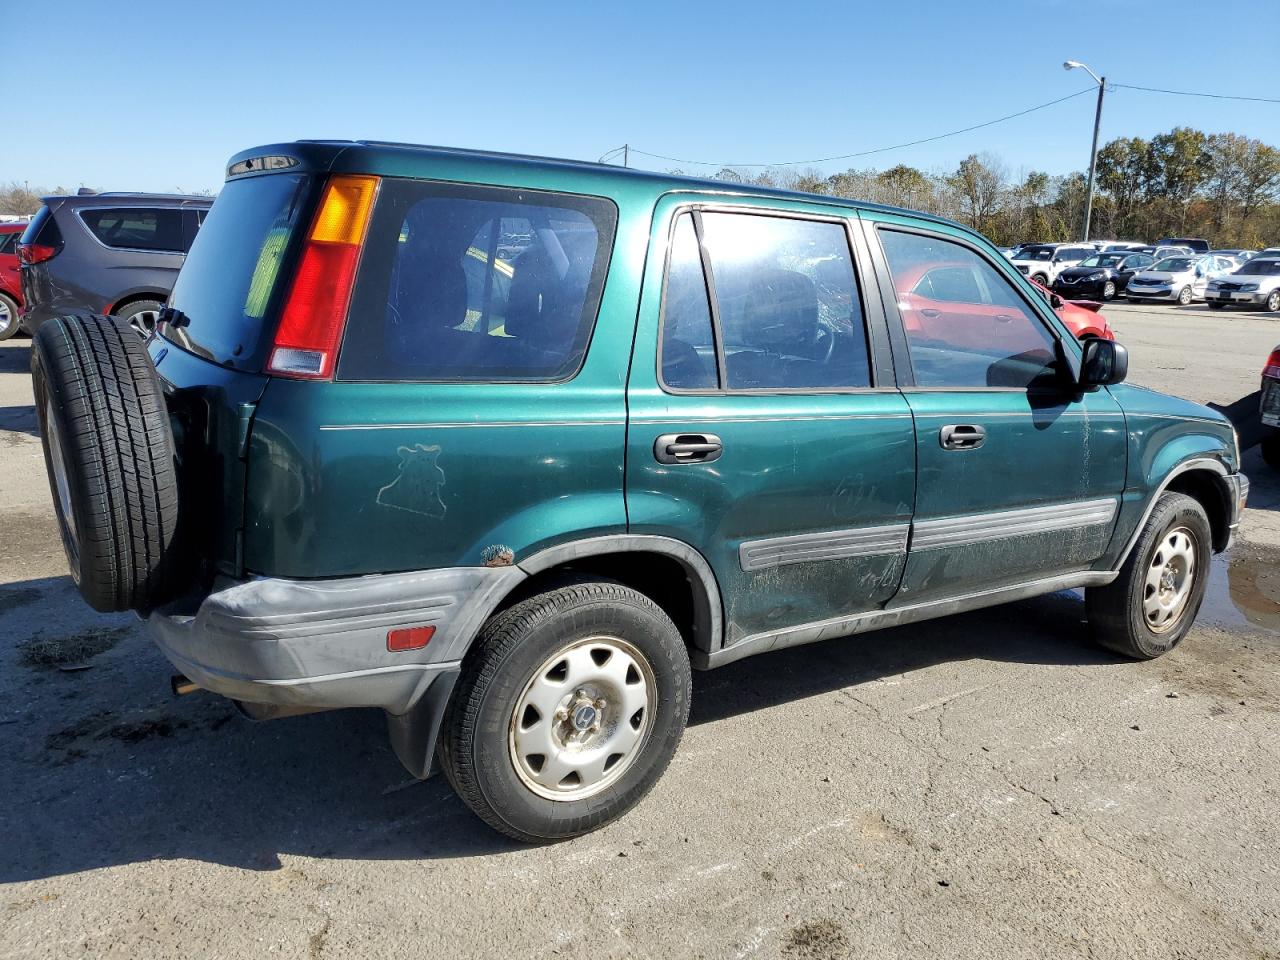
[310, 175, 378, 245]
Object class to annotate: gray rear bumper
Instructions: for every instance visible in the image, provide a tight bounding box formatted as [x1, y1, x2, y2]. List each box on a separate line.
[148, 566, 524, 714]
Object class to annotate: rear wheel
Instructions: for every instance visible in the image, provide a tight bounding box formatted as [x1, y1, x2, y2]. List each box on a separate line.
[1032, 273, 1049, 286]
[31, 314, 187, 612]
[1177, 285, 1193, 305]
[1261, 431, 1280, 470]
[114, 299, 164, 340]
[0, 292, 20, 341]
[1102, 280, 1116, 300]
[439, 581, 691, 842]
[1086, 492, 1211, 659]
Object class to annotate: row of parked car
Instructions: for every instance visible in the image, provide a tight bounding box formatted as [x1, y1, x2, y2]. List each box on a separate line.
[999, 239, 1280, 310]
[0, 191, 212, 341]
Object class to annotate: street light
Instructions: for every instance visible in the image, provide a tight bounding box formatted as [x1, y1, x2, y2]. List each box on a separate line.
[1064, 60, 1106, 242]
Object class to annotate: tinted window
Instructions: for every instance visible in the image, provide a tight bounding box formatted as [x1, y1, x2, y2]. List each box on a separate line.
[880, 229, 1059, 389]
[0, 232, 15, 254]
[1238, 259, 1280, 275]
[660, 214, 717, 390]
[166, 173, 311, 367]
[79, 207, 185, 252]
[339, 181, 616, 382]
[1055, 246, 1092, 261]
[20, 205, 62, 247]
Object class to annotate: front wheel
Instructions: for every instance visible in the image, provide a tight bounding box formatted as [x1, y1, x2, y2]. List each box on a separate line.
[439, 581, 692, 842]
[1177, 286, 1194, 306]
[1103, 280, 1116, 300]
[1267, 290, 1280, 313]
[1086, 492, 1211, 659]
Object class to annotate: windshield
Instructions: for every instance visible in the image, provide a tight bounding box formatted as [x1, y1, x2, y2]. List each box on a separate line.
[1237, 259, 1280, 276]
[1153, 257, 1192, 272]
[1017, 246, 1055, 261]
[1079, 255, 1124, 268]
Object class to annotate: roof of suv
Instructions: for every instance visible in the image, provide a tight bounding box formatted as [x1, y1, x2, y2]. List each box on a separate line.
[40, 192, 213, 208]
[229, 139, 970, 235]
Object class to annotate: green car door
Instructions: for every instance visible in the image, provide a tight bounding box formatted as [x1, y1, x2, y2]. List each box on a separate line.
[862, 213, 1128, 605]
[626, 195, 916, 648]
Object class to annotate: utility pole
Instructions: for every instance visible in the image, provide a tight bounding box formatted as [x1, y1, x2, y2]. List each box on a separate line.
[623, 144, 629, 168]
[1064, 60, 1106, 242]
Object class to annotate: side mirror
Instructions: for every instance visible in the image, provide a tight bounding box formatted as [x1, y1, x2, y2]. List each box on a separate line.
[1049, 292, 1064, 309]
[1079, 338, 1127, 388]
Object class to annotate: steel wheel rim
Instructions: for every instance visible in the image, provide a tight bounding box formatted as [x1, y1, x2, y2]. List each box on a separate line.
[45, 397, 81, 577]
[128, 309, 160, 339]
[1143, 525, 1197, 634]
[508, 635, 657, 802]
[0, 299, 13, 335]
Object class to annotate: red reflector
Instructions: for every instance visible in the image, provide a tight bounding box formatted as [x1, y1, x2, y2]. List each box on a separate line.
[269, 242, 361, 379]
[1264, 349, 1280, 379]
[387, 625, 435, 652]
[18, 243, 57, 265]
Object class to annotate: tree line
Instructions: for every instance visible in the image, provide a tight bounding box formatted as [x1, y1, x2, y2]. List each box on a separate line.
[680, 127, 1280, 248]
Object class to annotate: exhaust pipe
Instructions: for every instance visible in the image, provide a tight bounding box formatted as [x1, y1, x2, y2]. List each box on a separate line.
[170, 674, 200, 697]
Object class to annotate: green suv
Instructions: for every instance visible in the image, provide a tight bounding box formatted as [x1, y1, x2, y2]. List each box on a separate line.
[32, 141, 1248, 842]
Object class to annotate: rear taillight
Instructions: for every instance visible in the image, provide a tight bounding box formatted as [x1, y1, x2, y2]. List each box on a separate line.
[1264, 348, 1280, 380]
[267, 175, 378, 379]
[17, 242, 58, 265]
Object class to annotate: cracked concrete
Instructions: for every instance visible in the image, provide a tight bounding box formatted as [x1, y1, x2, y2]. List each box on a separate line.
[1, 303, 1279, 958]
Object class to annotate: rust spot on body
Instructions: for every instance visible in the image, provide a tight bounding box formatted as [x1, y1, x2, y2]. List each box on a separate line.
[482, 544, 515, 567]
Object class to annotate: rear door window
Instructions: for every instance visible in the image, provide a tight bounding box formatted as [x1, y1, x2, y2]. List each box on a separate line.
[339, 181, 616, 382]
[658, 210, 872, 391]
[79, 207, 185, 252]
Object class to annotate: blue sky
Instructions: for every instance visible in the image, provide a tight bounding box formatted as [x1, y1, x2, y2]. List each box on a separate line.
[7, 0, 1279, 193]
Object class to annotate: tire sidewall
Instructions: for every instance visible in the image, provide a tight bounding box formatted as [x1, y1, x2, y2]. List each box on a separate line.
[0, 292, 19, 340]
[1122, 495, 1212, 657]
[31, 332, 93, 594]
[464, 591, 691, 840]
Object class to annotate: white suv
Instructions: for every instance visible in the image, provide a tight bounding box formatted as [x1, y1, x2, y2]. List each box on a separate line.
[1010, 243, 1097, 286]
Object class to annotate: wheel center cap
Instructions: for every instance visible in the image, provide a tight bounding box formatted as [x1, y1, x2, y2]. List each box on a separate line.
[572, 703, 598, 731]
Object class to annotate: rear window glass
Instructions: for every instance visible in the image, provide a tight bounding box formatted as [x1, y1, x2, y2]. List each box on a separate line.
[338, 180, 617, 382]
[20, 205, 62, 247]
[79, 207, 185, 252]
[166, 173, 311, 367]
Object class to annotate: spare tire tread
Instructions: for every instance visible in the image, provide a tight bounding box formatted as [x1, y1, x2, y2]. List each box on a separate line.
[33, 314, 183, 612]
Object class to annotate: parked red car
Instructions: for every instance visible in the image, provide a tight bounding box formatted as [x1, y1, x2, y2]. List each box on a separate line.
[0, 221, 26, 340]
[1029, 278, 1114, 340]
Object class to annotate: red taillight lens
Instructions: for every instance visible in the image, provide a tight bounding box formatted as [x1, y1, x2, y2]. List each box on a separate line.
[387, 625, 435, 652]
[1264, 348, 1280, 379]
[268, 175, 378, 380]
[17, 243, 57, 265]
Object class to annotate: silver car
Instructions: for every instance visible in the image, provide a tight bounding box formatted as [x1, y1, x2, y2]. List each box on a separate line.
[1126, 255, 1238, 304]
[1205, 258, 1280, 312]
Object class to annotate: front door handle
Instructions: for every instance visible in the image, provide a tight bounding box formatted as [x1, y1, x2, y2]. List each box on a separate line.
[939, 424, 986, 450]
[654, 433, 722, 464]
[920, 308, 941, 319]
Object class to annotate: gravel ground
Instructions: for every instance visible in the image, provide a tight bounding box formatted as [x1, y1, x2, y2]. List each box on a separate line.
[1, 300, 1278, 960]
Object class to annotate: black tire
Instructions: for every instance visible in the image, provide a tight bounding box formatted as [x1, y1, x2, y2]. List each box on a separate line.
[1032, 273, 1050, 286]
[0, 292, 20, 341]
[31, 314, 185, 612]
[1086, 492, 1212, 659]
[1267, 290, 1280, 313]
[1261, 431, 1280, 470]
[1102, 280, 1116, 300]
[439, 581, 692, 842]
[113, 299, 165, 339]
[1177, 285, 1193, 306]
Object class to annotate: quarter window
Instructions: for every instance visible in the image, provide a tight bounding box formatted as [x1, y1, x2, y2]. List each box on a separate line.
[879, 229, 1060, 389]
[79, 207, 185, 253]
[339, 181, 617, 382]
[659, 210, 872, 391]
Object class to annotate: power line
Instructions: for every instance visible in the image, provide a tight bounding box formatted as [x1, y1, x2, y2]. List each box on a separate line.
[1110, 82, 1280, 105]
[621, 87, 1096, 169]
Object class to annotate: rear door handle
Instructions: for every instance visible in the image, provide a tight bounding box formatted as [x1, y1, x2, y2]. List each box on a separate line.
[654, 433, 722, 464]
[939, 424, 986, 450]
[994, 314, 1014, 323]
[920, 308, 941, 319]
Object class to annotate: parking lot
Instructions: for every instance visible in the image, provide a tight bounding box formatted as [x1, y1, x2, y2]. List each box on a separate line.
[1, 301, 1278, 959]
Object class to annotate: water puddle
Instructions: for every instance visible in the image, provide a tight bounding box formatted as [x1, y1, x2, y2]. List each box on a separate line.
[1199, 544, 1280, 636]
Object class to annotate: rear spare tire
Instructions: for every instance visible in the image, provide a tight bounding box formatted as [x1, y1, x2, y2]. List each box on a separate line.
[32, 314, 185, 612]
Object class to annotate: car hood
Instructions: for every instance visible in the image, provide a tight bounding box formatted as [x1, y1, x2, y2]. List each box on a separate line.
[1132, 270, 1189, 282]
[1218, 274, 1280, 289]
[1058, 265, 1115, 279]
